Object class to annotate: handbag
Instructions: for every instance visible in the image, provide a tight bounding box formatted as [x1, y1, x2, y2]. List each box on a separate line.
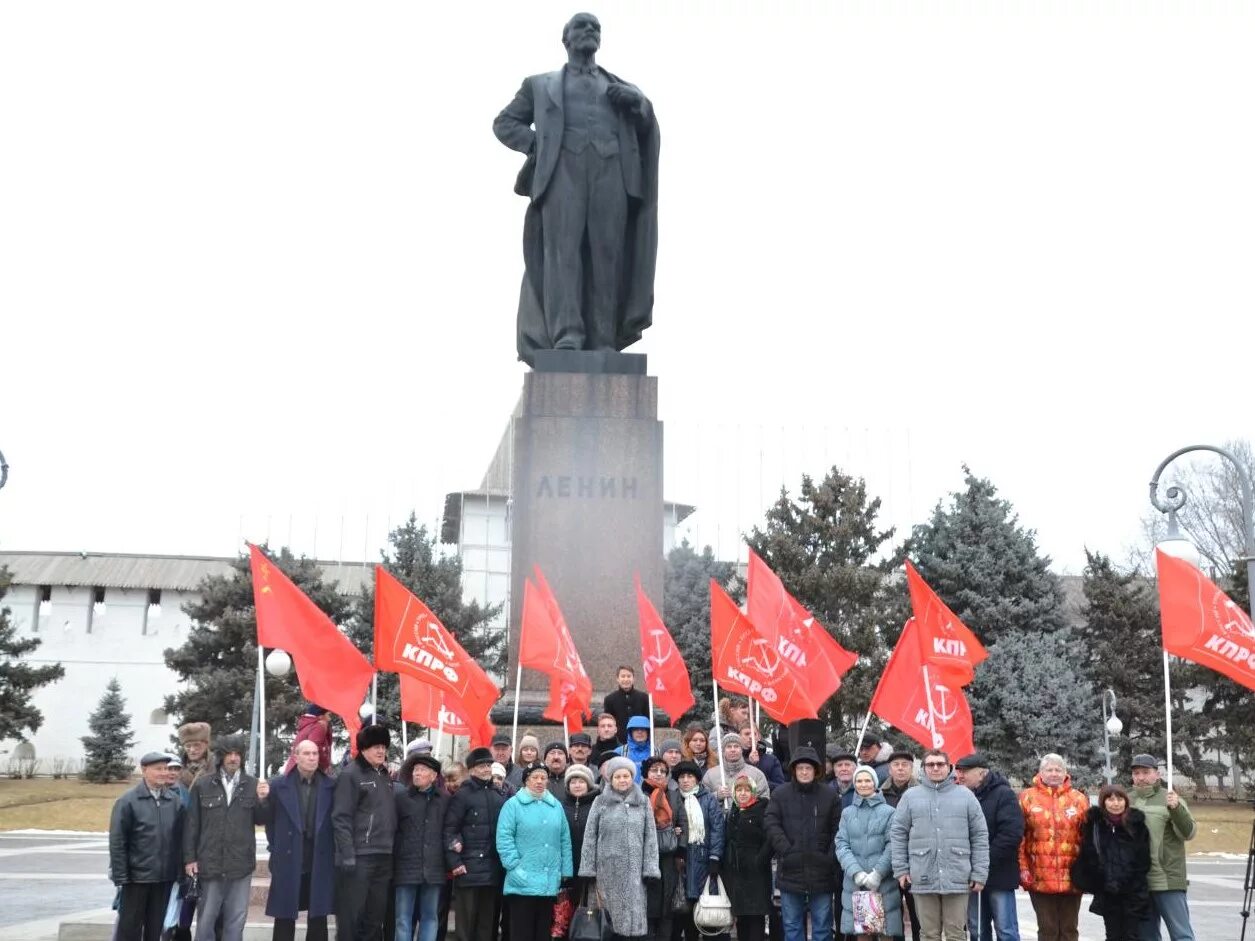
[670, 873, 689, 914]
[657, 824, 679, 855]
[569, 884, 612, 941]
[850, 890, 886, 935]
[551, 887, 575, 939]
[692, 875, 734, 935]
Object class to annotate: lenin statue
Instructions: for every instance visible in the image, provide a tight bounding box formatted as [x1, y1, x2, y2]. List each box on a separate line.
[494, 12, 660, 367]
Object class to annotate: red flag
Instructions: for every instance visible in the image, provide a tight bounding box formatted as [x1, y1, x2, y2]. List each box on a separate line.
[636, 575, 695, 722]
[249, 544, 374, 741]
[746, 549, 858, 705]
[519, 576, 589, 727]
[905, 561, 988, 686]
[374, 567, 500, 746]
[1156, 550, 1255, 692]
[400, 674, 494, 741]
[709, 581, 818, 724]
[870, 618, 975, 758]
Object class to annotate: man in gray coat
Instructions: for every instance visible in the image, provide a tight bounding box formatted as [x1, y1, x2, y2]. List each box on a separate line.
[890, 748, 989, 941]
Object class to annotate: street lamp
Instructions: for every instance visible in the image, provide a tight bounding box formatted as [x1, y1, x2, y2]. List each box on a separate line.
[1101, 688, 1122, 783]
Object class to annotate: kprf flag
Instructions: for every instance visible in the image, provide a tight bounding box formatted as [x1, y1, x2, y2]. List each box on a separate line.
[906, 561, 988, 686]
[870, 618, 975, 758]
[746, 549, 858, 705]
[636, 575, 694, 722]
[710, 581, 818, 724]
[1156, 550, 1255, 692]
[249, 544, 374, 740]
[519, 573, 591, 727]
[399, 674, 482, 738]
[374, 566, 500, 745]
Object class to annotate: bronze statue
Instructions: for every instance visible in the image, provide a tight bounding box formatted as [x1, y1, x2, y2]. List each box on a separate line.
[494, 12, 660, 366]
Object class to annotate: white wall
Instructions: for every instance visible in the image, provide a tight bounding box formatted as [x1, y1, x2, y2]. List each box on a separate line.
[2, 584, 195, 769]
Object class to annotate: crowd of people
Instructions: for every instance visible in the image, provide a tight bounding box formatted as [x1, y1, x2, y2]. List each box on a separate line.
[108, 674, 1200, 941]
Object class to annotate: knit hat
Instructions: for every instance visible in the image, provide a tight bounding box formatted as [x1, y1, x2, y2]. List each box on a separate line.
[517, 733, 540, 756]
[407, 737, 433, 755]
[565, 764, 596, 789]
[356, 723, 390, 752]
[466, 747, 494, 769]
[659, 738, 682, 756]
[178, 722, 211, 746]
[491, 762, 507, 778]
[543, 741, 568, 759]
[602, 755, 637, 782]
[721, 732, 742, 749]
[853, 764, 879, 785]
[303, 704, 327, 717]
[672, 760, 702, 781]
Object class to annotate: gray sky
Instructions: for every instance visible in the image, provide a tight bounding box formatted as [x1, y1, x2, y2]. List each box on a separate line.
[1, 1, 1252, 575]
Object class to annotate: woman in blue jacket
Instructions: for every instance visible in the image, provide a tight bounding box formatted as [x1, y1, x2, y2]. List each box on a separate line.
[496, 762, 573, 941]
[672, 760, 726, 941]
[835, 765, 903, 940]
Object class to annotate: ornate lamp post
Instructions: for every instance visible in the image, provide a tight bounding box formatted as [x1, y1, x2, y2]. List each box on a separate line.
[1101, 688, 1123, 784]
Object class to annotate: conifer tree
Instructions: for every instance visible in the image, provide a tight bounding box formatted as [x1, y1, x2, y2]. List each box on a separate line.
[0, 566, 65, 742]
[745, 467, 897, 739]
[664, 541, 737, 726]
[82, 678, 136, 783]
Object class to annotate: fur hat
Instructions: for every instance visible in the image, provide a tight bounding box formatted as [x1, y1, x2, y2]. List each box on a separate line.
[411, 754, 442, 775]
[356, 723, 390, 752]
[178, 722, 211, 746]
[519, 761, 549, 784]
[564, 764, 596, 789]
[214, 734, 247, 758]
[602, 755, 638, 782]
[672, 760, 702, 781]
[466, 747, 494, 769]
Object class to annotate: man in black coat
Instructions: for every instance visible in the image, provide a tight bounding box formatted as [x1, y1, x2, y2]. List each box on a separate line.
[443, 747, 507, 941]
[602, 666, 650, 744]
[183, 735, 269, 941]
[955, 753, 1025, 941]
[333, 724, 398, 941]
[764, 748, 840, 941]
[109, 752, 184, 941]
[393, 752, 449, 941]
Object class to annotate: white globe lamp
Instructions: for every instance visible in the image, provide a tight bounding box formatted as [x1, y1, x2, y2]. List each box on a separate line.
[265, 649, 292, 677]
[1105, 714, 1123, 736]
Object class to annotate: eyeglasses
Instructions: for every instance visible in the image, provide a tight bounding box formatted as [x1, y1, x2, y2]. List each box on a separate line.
[923, 761, 949, 768]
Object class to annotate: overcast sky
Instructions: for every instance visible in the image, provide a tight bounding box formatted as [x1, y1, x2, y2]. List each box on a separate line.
[1, 1, 1252, 576]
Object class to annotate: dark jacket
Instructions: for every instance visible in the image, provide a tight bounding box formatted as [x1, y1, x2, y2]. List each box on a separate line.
[765, 779, 841, 894]
[1074, 807, 1152, 918]
[562, 788, 598, 875]
[332, 755, 397, 867]
[602, 688, 651, 744]
[394, 784, 449, 886]
[183, 770, 267, 880]
[725, 799, 773, 916]
[642, 782, 684, 920]
[753, 747, 787, 791]
[879, 775, 917, 809]
[970, 770, 1025, 892]
[678, 786, 726, 900]
[593, 736, 621, 768]
[109, 782, 183, 885]
[443, 774, 507, 887]
[264, 769, 336, 919]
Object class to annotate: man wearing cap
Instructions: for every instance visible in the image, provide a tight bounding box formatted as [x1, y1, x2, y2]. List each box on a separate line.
[393, 749, 449, 941]
[880, 750, 920, 941]
[890, 748, 989, 941]
[765, 747, 841, 941]
[109, 752, 184, 941]
[543, 742, 569, 796]
[567, 731, 594, 771]
[603, 666, 650, 744]
[178, 722, 213, 790]
[183, 735, 269, 941]
[445, 746, 508, 941]
[491, 733, 516, 781]
[265, 739, 336, 941]
[828, 748, 859, 809]
[284, 704, 332, 774]
[1128, 754, 1196, 941]
[857, 737, 893, 786]
[955, 753, 1023, 941]
[164, 755, 191, 807]
[333, 723, 397, 941]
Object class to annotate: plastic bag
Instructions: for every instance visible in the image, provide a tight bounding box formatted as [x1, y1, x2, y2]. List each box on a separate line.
[851, 890, 885, 935]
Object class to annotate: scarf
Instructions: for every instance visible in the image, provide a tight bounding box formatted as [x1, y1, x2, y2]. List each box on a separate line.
[734, 793, 758, 810]
[648, 784, 673, 827]
[679, 783, 705, 844]
[722, 754, 747, 778]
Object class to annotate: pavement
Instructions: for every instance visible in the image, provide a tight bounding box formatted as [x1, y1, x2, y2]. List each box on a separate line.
[0, 831, 1250, 940]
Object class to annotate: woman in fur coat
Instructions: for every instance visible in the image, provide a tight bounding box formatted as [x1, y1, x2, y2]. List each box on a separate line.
[580, 756, 661, 939]
[1073, 783, 1151, 941]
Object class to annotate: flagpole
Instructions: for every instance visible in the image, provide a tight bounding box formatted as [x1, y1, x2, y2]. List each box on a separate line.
[1162, 651, 1174, 791]
[401, 720, 408, 753]
[648, 693, 655, 750]
[562, 714, 569, 750]
[254, 647, 264, 782]
[712, 677, 727, 799]
[749, 699, 757, 753]
[371, 673, 378, 718]
[853, 708, 873, 757]
[922, 664, 941, 749]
